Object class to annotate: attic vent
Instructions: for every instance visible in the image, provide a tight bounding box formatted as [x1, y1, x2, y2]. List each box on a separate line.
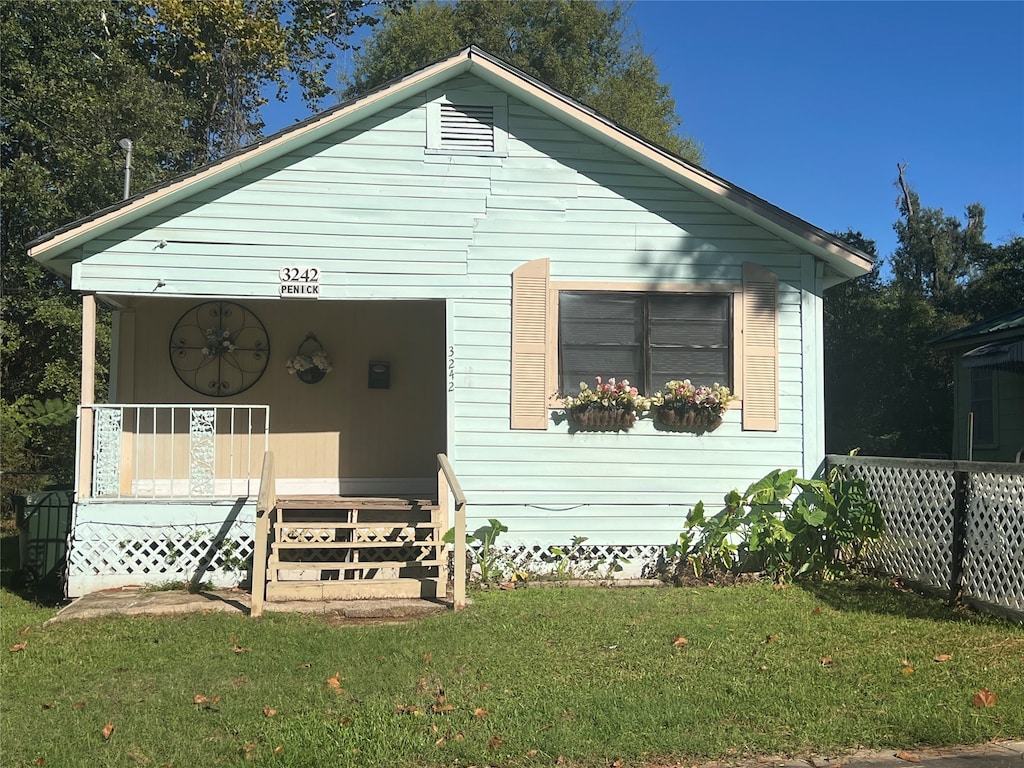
[439, 104, 495, 152]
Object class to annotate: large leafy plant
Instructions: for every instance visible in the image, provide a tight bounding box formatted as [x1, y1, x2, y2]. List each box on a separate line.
[667, 465, 884, 582]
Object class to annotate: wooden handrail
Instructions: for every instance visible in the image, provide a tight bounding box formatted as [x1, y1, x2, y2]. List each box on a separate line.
[251, 451, 276, 618]
[437, 453, 467, 610]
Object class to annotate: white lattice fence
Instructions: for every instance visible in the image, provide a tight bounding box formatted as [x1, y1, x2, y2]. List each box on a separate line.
[845, 463, 957, 592]
[828, 455, 1024, 623]
[67, 519, 255, 595]
[963, 471, 1024, 615]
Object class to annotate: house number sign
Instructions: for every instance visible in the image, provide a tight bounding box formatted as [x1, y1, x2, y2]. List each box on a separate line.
[279, 267, 320, 298]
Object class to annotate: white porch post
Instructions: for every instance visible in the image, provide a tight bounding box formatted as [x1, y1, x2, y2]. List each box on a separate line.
[78, 293, 97, 499]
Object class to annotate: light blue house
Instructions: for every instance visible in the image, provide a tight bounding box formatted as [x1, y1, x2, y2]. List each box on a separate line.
[28, 48, 872, 601]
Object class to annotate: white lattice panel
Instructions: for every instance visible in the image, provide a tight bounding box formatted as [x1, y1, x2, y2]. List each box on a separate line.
[68, 520, 254, 590]
[963, 472, 1024, 614]
[853, 465, 956, 591]
[468, 543, 665, 580]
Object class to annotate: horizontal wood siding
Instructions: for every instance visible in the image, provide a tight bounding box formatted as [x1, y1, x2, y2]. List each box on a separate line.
[77, 73, 818, 547]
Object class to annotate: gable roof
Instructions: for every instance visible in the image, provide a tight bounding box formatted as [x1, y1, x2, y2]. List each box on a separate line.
[28, 46, 874, 281]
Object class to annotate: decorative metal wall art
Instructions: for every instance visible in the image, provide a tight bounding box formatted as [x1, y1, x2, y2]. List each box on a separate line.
[169, 302, 269, 396]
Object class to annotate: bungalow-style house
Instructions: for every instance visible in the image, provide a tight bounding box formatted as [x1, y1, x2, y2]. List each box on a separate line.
[28, 48, 872, 603]
[932, 309, 1024, 462]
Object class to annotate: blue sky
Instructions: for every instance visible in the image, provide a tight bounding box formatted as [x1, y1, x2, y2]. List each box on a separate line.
[262, 1, 1024, 267]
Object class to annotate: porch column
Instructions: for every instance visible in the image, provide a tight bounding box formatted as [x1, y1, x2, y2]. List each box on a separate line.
[78, 293, 97, 499]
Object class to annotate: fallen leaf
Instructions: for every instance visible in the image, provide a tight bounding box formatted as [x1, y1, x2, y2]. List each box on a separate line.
[539, 723, 553, 732]
[263, 706, 277, 717]
[395, 705, 420, 715]
[243, 743, 257, 761]
[454, 732, 464, 741]
[231, 645, 249, 654]
[611, 760, 624, 768]
[487, 735, 505, 750]
[902, 665, 915, 676]
[672, 636, 688, 647]
[772, 582, 790, 590]
[434, 737, 446, 747]
[765, 634, 777, 644]
[73, 701, 87, 710]
[416, 676, 429, 695]
[18, 625, 31, 635]
[327, 674, 343, 693]
[895, 749, 921, 763]
[422, 652, 432, 664]
[812, 606, 823, 615]
[432, 703, 455, 713]
[972, 688, 997, 708]
[193, 694, 221, 710]
[102, 722, 115, 741]
[474, 707, 488, 720]
[274, 746, 283, 755]
[499, 582, 516, 591]
[556, 756, 566, 765]
[340, 717, 353, 726]
[819, 656, 833, 666]
[296, 663, 311, 669]
[934, 654, 953, 663]
[759, 664, 768, 671]
[9, 642, 27, 653]
[34, 758, 45, 766]
[41, 702, 55, 709]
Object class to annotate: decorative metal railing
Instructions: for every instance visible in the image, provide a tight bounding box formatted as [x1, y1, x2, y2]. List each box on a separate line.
[78, 404, 270, 500]
[827, 454, 1024, 623]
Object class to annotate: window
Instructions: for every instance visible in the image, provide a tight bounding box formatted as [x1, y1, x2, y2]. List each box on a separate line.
[510, 259, 778, 431]
[558, 292, 731, 395]
[970, 367, 996, 446]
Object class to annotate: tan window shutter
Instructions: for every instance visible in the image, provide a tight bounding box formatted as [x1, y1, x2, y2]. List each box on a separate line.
[511, 258, 550, 430]
[742, 263, 779, 431]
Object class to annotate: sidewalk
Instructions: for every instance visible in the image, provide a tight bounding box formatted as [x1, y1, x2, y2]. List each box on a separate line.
[43, 590, 1022, 768]
[697, 740, 1024, 767]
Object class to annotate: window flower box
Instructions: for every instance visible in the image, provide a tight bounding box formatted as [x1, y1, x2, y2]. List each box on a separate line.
[563, 377, 650, 432]
[651, 380, 734, 433]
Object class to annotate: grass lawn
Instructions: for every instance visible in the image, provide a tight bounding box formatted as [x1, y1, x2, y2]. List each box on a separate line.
[1, 580, 1022, 767]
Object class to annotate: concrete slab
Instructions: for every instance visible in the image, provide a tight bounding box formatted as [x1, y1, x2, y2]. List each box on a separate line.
[43, 587, 450, 626]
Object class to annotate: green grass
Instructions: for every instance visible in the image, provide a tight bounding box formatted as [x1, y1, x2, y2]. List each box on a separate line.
[2, 581, 1022, 768]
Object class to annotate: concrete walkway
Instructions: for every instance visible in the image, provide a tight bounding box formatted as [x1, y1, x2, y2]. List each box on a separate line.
[43, 586, 449, 626]
[42, 589, 1022, 768]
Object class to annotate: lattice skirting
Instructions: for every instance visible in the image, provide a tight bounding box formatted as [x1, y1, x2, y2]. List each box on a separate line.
[67, 519, 255, 596]
[465, 543, 667, 581]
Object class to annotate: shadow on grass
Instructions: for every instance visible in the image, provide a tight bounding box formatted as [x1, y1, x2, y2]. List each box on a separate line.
[0, 531, 67, 608]
[797, 575, 988, 624]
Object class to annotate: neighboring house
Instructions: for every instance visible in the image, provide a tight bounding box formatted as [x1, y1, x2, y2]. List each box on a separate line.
[932, 309, 1024, 463]
[28, 47, 872, 599]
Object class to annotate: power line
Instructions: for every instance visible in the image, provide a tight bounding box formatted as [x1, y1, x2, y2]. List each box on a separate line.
[0, 93, 121, 167]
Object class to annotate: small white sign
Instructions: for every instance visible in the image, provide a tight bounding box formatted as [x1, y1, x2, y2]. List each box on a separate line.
[279, 266, 320, 298]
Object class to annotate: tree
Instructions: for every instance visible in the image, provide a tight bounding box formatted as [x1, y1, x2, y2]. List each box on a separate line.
[1, 0, 396, 501]
[347, 0, 703, 163]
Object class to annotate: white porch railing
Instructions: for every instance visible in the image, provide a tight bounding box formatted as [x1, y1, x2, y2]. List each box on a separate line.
[78, 404, 270, 499]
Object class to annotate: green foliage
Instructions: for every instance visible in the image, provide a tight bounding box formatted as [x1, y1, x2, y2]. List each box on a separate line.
[348, 0, 703, 163]
[668, 467, 884, 583]
[444, 518, 510, 584]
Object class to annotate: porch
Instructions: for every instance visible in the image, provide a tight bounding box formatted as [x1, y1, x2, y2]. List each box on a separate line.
[72, 402, 466, 610]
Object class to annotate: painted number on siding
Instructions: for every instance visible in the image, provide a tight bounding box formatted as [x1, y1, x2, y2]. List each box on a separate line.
[448, 346, 455, 392]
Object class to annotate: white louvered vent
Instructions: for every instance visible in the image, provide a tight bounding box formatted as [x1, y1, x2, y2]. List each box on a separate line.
[439, 104, 495, 152]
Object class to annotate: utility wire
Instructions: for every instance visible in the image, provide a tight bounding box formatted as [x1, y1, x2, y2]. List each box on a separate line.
[0, 93, 121, 167]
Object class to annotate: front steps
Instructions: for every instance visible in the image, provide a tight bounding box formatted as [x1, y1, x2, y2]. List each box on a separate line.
[262, 496, 448, 603]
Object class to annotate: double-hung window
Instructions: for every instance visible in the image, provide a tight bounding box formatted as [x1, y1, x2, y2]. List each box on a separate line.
[558, 292, 731, 395]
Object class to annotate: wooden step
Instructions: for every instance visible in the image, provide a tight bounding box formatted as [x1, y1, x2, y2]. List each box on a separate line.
[276, 495, 437, 511]
[266, 577, 442, 601]
[270, 558, 443, 571]
[273, 540, 436, 550]
[276, 520, 440, 530]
